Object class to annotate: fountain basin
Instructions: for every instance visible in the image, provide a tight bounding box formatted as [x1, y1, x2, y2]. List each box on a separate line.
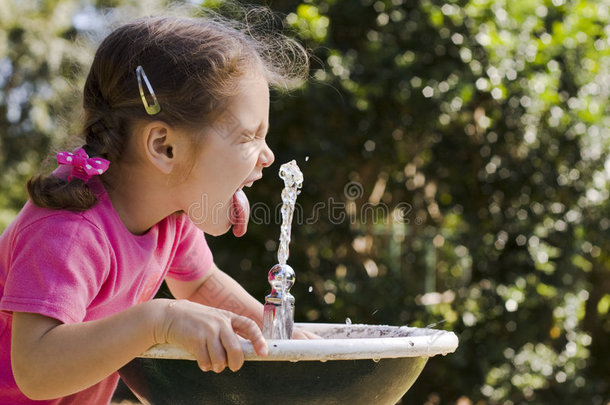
[119, 323, 458, 405]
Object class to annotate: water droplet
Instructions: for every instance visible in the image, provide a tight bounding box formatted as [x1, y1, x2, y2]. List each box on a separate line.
[345, 317, 352, 325]
[319, 359, 327, 363]
[305, 156, 309, 162]
[372, 358, 380, 363]
[308, 286, 313, 292]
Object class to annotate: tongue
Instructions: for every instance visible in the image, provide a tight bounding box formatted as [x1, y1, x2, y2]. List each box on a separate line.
[230, 189, 250, 237]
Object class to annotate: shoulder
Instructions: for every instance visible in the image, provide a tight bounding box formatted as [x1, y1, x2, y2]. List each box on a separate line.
[2, 202, 113, 291]
[21, 201, 104, 233]
[8, 201, 110, 254]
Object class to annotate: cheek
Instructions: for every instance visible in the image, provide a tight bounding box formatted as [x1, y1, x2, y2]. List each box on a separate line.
[188, 145, 249, 198]
[233, 141, 262, 167]
[238, 145, 258, 163]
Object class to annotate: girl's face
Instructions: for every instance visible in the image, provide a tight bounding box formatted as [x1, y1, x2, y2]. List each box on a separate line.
[176, 72, 274, 236]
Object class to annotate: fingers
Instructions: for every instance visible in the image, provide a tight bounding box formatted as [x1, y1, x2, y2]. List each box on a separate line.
[231, 314, 269, 357]
[165, 303, 268, 373]
[196, 349, 212, 372]
[220, 327, 244, 371]
[207, 334, 229, 373]
[198, 313, 252, 373]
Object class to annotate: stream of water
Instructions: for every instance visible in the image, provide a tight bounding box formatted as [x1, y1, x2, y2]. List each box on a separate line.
[262, 160, 303, 339]
[277, 160, 303, 265]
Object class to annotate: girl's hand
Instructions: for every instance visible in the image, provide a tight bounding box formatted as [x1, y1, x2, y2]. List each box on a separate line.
[154, 299, 268, 373]
[292, 327, 322, 340]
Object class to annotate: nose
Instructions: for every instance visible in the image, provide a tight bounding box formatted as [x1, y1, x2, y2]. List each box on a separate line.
[259, 141, 275, 168]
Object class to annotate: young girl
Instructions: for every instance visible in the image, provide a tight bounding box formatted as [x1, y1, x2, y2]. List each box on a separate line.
[0, 12, 309, 404]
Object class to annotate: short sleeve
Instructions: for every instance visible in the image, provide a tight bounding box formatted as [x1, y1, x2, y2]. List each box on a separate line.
[0, 214, 111, 324]
[166, 215, 213, 282]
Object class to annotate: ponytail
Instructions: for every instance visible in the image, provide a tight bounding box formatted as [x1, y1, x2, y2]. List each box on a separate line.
[26, 106, 125, 212]
[27, 71, 129, 211]
[27, 175, 97, 212]
[26, 112, 126, 211]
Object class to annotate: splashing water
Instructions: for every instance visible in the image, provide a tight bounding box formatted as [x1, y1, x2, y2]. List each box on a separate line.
[277, 160, 303, 265]
[262, 160, 303, 340]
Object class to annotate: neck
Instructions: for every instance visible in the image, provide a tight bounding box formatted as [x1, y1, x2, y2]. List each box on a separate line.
[103, 165, 177, 235]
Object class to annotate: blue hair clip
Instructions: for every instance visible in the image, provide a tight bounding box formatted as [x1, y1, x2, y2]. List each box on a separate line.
[136, 65, 161, 115]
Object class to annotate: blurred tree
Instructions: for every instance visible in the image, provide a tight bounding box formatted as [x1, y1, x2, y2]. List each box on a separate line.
[227, 0, 610, 403]
[0, 0, 91, 228]
[1, 0, 608, 404]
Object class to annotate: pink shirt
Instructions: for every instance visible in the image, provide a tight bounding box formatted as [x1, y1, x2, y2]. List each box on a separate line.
[0, 179, 213, 404]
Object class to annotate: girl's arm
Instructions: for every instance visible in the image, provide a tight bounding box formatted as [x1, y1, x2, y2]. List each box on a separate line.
[166, 262, 264, 327]
[11, 298, 267, 400]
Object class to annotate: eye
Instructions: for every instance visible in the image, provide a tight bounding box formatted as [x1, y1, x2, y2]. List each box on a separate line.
[241, 130, 266, 143]
[240, 132, 256, 142]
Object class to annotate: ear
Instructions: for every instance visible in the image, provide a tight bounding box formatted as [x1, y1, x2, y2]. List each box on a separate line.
[142, 122, 175, 175]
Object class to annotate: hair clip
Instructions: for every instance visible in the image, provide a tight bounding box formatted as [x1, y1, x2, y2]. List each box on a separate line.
[136, 65, 161, 115]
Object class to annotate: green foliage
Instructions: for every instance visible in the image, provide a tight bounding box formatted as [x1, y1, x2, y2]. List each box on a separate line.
[1, 0, 609, 403]
[0, 0, 92, 228]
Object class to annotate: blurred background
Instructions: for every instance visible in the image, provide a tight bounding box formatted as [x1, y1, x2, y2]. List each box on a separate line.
[1, 0, 608, 403]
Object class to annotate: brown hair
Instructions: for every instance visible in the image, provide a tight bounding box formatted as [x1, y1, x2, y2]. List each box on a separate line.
[27, 9, 308, 211]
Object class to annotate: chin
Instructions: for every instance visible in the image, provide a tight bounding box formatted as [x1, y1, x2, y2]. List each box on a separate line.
[196, 222, 231, 237]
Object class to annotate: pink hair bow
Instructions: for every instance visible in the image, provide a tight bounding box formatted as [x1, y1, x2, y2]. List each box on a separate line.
[56, 148, 110, 182]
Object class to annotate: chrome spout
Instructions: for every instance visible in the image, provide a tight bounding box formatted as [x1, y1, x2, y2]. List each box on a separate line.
[262, 264, 295, 339]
